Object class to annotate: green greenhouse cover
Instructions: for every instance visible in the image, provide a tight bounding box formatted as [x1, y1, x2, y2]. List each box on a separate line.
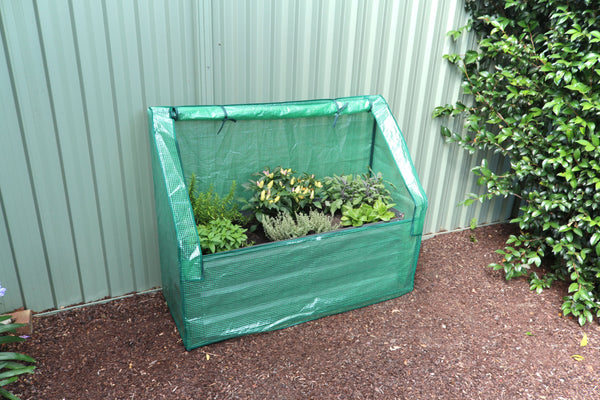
[148, 95, 427, 350]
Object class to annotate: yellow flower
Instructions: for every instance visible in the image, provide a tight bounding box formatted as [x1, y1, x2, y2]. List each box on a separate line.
[260, 190, 266, 201]
[290, 177, 295, 185]
[257, 180, 264, 188]
[274, 195, 280, 202]
[268, 173, 274, 179]
[315, 181, 322, 188]
[267, 180, 274, 189]
[266, 189, 271, 199]
[310, 189, 314, 199]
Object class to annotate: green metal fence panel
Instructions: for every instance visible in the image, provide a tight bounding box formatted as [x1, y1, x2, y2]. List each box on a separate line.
[35, 0, 108, 303]
[2, 0, 78, 310]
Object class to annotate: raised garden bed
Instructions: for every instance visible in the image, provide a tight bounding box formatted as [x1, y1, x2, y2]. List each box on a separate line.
[148, 95, 427, 350]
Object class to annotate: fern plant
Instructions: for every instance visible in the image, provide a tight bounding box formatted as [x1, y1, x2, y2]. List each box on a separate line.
[188, 174, 244, 226]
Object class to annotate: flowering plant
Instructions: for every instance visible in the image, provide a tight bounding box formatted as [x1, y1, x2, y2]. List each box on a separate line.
[0, 283, 36, 400]
[242, 166, 324, 223]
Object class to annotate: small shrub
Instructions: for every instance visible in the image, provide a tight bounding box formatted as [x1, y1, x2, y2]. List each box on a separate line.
[321, 171, 393, 215]
[340, 199, 396, 227]
[197, 218, 249, 254]
[242, 166, 324, 223]
[262, 211, 339, 241]
[188, 174, 244, 226]
[296, 211, 339, 235]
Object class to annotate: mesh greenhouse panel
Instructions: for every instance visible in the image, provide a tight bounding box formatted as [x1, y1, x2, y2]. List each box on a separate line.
[147, 108, 186, 336]
[182, 221, 418, 348]
[371, 126, 416, 222]
[148, 95, 427, 350]
[371, 99, 428, 234]
[175, 113, 375, 199]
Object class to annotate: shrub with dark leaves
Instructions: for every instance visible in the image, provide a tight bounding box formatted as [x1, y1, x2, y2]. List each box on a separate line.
[434, 0, 600, 325]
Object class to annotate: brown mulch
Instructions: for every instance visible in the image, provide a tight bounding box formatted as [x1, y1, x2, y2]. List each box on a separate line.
[6, 224, 600, 399]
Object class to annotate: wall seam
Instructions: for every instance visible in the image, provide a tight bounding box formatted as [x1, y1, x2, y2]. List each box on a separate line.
[101, 0, 138, 291]
[0, 3, 57, 309]
[67, 0, 113, 297]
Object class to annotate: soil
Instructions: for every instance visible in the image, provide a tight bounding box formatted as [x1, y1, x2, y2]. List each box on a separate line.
[6, 224, 600, 399]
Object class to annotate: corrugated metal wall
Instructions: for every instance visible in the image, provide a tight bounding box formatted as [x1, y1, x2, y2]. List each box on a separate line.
[0, 0, 513, 312]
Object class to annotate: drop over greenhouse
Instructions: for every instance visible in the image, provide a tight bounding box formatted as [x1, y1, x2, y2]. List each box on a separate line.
[148, 95, 427, 350]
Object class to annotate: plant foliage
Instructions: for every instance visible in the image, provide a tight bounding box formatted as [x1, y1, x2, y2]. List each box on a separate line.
[196, 218, 249, 254]
[262, 211, 339, 241]
[0, 315, 36, 400]
[242, 167, 324, 223]
[321, 171, 393, 215]
[188, 174, 244, 226]
[434, 0, 600, 324]
[340, 199, 396, 227]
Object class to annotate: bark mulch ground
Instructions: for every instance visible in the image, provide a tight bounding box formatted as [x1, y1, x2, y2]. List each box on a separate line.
[6, 224, 600, 399]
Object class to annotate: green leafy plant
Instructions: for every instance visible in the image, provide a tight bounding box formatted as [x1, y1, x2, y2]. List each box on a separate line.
[321, 171, 393, 215]
[340, 199, 396, 227]
[188, 174, 244, 226]
[470, 217, 478, 243]
[470, 218, 477, 231]
[434, 0, 600, 324]
[262, 211, 339, 241]
[197, 218, 249, 254]
[242, 166, 324, 223]
[0, 284, 36, 400]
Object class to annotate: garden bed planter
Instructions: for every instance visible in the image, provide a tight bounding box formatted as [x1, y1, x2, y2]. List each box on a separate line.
[148, 95, 427, 350]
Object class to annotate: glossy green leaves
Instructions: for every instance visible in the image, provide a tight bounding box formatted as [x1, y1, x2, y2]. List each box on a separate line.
[436, 0, 600, 325]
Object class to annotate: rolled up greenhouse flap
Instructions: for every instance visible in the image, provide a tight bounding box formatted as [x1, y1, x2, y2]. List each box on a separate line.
[148, 95, 427, 350]
[171, 96, 373, 121]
